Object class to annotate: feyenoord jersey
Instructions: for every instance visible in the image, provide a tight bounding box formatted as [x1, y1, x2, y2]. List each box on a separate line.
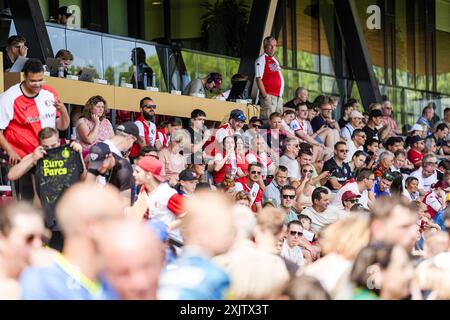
[255, 53, 284, 97]
[35, 145, 84, 230]
[0, 83, 61, 158]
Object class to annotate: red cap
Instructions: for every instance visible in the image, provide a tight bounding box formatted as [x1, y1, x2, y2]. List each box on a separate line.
[137, 156, 165, 182]
[342, 190, 361, 202]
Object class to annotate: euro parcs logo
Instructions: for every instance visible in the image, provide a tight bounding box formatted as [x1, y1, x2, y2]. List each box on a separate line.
[366, 5, 381, 30]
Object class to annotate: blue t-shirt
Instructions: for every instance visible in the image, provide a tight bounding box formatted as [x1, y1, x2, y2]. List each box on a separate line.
[20, 262, 118, 300]
[373, 180, 390, 198]
[158, 249, 230, 300]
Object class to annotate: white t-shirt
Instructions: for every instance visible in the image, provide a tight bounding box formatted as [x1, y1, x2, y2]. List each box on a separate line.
[281, 119, 294, 135]
[411, 167, 438, 193]
[279, 154, 300, 180]
[346, 140, 363, 162]
[331, 182, 369, 210]
[301, 205, 346, 233]
[280, 240, 304, 267]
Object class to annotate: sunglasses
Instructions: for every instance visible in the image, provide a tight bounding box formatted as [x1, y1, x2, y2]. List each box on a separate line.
[338, 149, 349, 153]
[250, 171, 262, 175]
[289, 231, 303, 237]
[348, 199, 359, 203]
[142, 104, 156, 109]
[302, 170, 313, 173]
[282, 194, 295, 200]
[253, 124, 262, 129]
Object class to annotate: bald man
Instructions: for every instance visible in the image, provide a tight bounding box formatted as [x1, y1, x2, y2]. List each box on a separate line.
[20, 183, 125, 300]
[96, 220, 165, 300]
[158, 191, 235, 300]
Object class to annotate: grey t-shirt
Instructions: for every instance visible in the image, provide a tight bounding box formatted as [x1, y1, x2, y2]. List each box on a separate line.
[279, 155, 300, 180]
[183, 78, 205, 96]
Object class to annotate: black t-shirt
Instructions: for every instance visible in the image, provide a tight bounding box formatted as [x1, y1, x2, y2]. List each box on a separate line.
[187, 127, 205, 164]
[363, 125, 379, 146]
[264, 129, 287, 157]
[338, 118, 348, 129]
[322, 157, 352, 190]
[107, 154, 134, 192]
[1, 47, 13, 71]
[283, 99, 298, 110]
[35, 145, 84, 230]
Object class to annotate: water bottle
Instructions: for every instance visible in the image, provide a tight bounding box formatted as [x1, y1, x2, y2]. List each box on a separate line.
[143, 72, 148, 90]
[58, 65, 65, 78]
[152, 72, 156, 88]
[121, 76, 126, 87]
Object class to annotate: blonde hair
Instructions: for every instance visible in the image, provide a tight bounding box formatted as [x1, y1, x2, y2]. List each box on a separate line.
[256, 207, 285, 237]
[319, 214, 371, 260]
[369, 103, 382, 110]
[413, 254, 450, 299]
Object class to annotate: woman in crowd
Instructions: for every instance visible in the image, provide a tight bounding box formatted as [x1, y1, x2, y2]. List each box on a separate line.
[403, 177, 420, 201]
[293, 164, 315, 210]
[349, 150, 367, 175]
[350, 243, 414, 300]
[234, 135, 248, 176]
[75, 95, 114, 158]
[234, 191, 251, 208]
[158, 130, 188, 186]
[213, 136, 244, 186]
[423, 181, 450, 219]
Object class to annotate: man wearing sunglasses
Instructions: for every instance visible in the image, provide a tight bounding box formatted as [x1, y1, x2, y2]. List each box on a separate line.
[280, 185, 299, 223]
[332, 168, 375, 211]
[322, 141, 352, 191]
[341, 190, 361, 212]
[0, 59, 70, 166]
[242, 116, 263, 150]
[235, 162, 264, 213]
[411, 153, 439, 196]
[280, 220, 305, 267]
[130, 97, 157, 160]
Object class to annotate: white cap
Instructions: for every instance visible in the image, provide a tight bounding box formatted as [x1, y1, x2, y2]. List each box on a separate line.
[349, 110, 364, 119]
[408, 123, 424, 132]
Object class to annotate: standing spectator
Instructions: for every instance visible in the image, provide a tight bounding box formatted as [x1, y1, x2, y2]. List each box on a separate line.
[346, 129, 366, 162]
[129, 97, 157, 160]
[337, 100, 355, 129]
[20, 183, 125, 299]
[255, 36, 284, 121]
[363, 109, 384, 146]
[0, 59, 70, 164]
[284, 87, 309, 111]
[182, 73, 222, 96]
[331, 168, 375, 210]
[186, 109, 210, 165]
[158, 191, 234, 300]
[245, 135, 275, 181]
[302, 187, 344, 233]
[263, 165, 288, 207]
[75, 95, 114, 158]
[280, 221, 305, 267]
[0, 202, 47, 299]
[280, 185, 299, 223]
[381, 98, 402, 136]
[242, 116, 262, 150]
[340, 110, 364, 141]
[373, 151, 394, 178]
[235, 162, 265, 213]
[417, 105, 435, 138]
[322, 142, 352, 191]
[158, 130, 188, 186]
[130, 47, 154, 90]
[1, 35, 28, 71]
[279, 137, 301, 185]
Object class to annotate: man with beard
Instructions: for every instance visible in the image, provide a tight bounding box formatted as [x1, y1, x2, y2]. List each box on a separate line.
[129, 97, 157, 161]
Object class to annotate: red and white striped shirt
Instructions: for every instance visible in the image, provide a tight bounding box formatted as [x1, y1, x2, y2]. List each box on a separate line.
[0, 83, 60, 158]
[255, 53, 284, 97]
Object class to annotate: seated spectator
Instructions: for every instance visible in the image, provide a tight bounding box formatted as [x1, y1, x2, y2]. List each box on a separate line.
[337, 100, 355, 129]
[242, 116, 262, 150]
[279, 185, 299, 223]
[158, 130, 188, 186]
[381, 97, 402, 136]
[340, 110, 364, 141]
[403, 176, 420, 201]
[284, 87, 309, 111]
[130, 47, 154, 89]
[0, 202, 47, 299]
[1, 35, 27, 71]
[310, 96, 341, 150]
[279, 137, 301, 185]
[363, 110, 384, 145]
[385, 136, 405, 154]
[213, 136, 243, 185]
[417, 105, 435, 138]
[411, 153, 439, 196]
[405, 123, 426, 146]
[407, 135, 425, 169]
[155, 118, 182, 151]
[186, 109, 210, 165]
[54, 49, 73, 77]
[433, 123, 450, 155]
[176, 169, 199, 196]
[234, 191, 252, 208]
[75, 95, 114, 158]
[245, 135, 276, 181]
[423, 181, 450, 219]
[373, 151, 394, 178]
[302, 187, 344, 233]
[322, 141, 352, 191]
[129, 97, 157, 160]
[263, 165, 288, 207]
[390, 150, 407, 173]
[349, 150, 367, 174]
[182, 72, 222, 96]
[281, 109, 296, 135]
[219, 177, 236, 195]
[234, 135, 248, 175]
[235, 162, 265, 213]
[54, 6, 72, 26]
[264, 112, 288, 163]
[350, 244, 413, 300]
[331, 168, 375, 210]
[293, 164, 316, 210]
[280, 221, 305, 267]
[373, 171, 395, 199]
[222, 73, 249, 100]
[341, 191, 361, 211]
[346, 129, 366, 162]
[365, 138, 380, 169]
[286, 275, 331, 300]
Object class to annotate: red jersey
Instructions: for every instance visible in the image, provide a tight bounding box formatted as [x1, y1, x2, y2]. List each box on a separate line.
[235, 177, 262, 213]
[156, 128, 169, 148]
[245, 151, 273, 180]
[255, 53, 284, 97]
[130, 116, 156, 157]
[407, 149, 424, 168]
[0, 83, 61, 158]
[204, 123, 235, 157]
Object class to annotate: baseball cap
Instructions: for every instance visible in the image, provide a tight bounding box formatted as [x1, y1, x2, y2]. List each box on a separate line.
[88, 143, 111, 170]
[179, 169, 198, 181]
[230, 109, 246, 122]
[369, 109, 383, 118]
[408, 123, 424, 132]
[408, 135, 423, 146]
[137, 156, 165, 182]
[349, 110, 364, 119]
[116, 121, 140, 140]
[58, 6, 73, 17]
[342, 191, 361, 202]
